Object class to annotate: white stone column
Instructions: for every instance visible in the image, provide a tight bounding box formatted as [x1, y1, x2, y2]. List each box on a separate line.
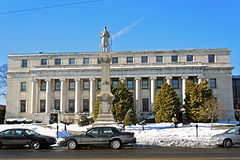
[150, 77, 156, 111]
[135, 77, 141, 112]
[89, 78, 95, 114]
[30, 79, 37, 114]
[181, 76, 188, 105]
[60, 79, 66, 113]
[119, 77, 126, 84]
[45, 79, 52, 113]
[74, 78, 81, 114]
[166, 76, 172, 85]
[198, 75, 204, 84]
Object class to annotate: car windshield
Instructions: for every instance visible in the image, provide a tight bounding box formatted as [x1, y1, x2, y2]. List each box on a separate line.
[25, 129, 39, 135]
[225, 128, 238, 134]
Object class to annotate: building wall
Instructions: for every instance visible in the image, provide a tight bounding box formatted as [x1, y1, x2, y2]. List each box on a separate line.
[6, 49, 235, 123]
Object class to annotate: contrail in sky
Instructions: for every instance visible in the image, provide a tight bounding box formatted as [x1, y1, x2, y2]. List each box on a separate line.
[111, 17, 144, 40]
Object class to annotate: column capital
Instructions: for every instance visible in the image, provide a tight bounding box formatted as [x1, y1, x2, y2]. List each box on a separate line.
[60, 78, 66, 82]
[31, 78, 37, 82]
[89, 78, 95, 81]
[135, 77, 141, 80]
[150, 76, 157, 80]
[181, 76, 188, 80]
[166, 76, 172, 80]
[119, 77, 126, 81]
[45, 78, 51, 82]
[74, 78, 81, 82]
[197, 75, 204, 79]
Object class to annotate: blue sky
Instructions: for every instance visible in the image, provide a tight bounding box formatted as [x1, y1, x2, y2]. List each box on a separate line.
[0, 0, 240, 104]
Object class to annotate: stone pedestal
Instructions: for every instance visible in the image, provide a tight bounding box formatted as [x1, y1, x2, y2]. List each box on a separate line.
[93, 52, 117, 126]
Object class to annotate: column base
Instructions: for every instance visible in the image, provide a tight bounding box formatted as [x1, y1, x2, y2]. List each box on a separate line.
[93, 114, 118, 127]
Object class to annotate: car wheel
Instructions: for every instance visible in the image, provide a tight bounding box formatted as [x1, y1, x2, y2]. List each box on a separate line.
[67, 140, 77, 150]
[223, 139, 233, 148]
[31, 140, 41, 150]
[110, 139, 121, 150]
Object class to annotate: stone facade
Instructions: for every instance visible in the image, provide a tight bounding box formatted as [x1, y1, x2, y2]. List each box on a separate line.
[6, 48, 235, 123]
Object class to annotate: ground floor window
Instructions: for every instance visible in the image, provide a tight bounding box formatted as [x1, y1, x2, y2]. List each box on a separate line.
[20, 100, 26, 112]
[40, 100, 46, 113]
[54, 99, 60, 110]
[83, 99, 89, 112]
[68, 99, 75, 113]
[142, 98, 149, 112]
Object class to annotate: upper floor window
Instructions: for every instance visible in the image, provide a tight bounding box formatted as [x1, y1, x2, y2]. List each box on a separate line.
[112, 79, 118, 88]
[20, 100, 26, 112]
[55, 58, 61, 65]
[83, 58, 89, 64]
[41, 59, 47, 65]
[157, 78, 163, 88]
[141, 56, 148, 63]
[142, 78, 149, 89]
[83, 79, 90, 90]
[54, 99, 60, 110]
[127, 79, 133, 89]
[210, 78, 217, 88]
[22, 59, 28, 67]
[83, 99, 89, 112]
[156, 56, 163, 63]
[68, 99, 75, 113]
[69, 58, 75, 65]
[127, 57, 133, 63]
[69, 79, 75, 90]
[40, 100, 46, 113]
[208, 55, 215, 63]
[55, 79, 61, 91]
[187, 55, 193, 62]
[171, 55, 178, 62]
[172, 78, 179, 89]
[40, 80, 46, 91]
[21, 82, 27, 91]
[112, 57, 118, 64]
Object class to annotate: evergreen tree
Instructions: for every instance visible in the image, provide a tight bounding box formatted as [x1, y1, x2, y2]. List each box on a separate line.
[0, 106, 6, 124]
[154, 82, 180, 122]
[184, 80, 214, 122]
[123, 109, 137, 126]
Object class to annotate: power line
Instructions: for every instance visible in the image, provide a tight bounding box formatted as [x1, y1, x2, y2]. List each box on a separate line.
[0, 0, 102, 15]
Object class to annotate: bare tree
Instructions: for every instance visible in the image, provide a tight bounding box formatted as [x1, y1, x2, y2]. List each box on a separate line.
[0, 64, 7, 98]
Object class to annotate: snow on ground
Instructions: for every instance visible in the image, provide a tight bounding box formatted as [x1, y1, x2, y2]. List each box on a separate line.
[0, 122, 233, 147]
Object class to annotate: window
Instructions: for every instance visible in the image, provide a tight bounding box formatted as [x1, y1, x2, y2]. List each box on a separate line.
[112, 57, 118, 64]
[83, 80, 90, 90]
[55, 79, 61, 91]
[54, 99, 60, 110]
[22, 59, 28, 67]
[40, 80, 46, 91]
[142, 78, 148, 89]
[83, 58, 89, 64]
[157, 78, 163, 88]
[210, 78, 217, 88]
[98, 58, 102, 64]
[41, 59, 47, 65]
[127, 57, 133, 63]
[141, 56, 148, 63]
[172, 56, 178, 62]
[112, 79, 118, 88]
[40, 100, 46, 113]
[156, 56, 163, 63]
[68, 99, 75, 113]
[20, 100, 26, 112]
[142, 98, 149, 112]
[14, 130, 25, 136]
[187, 55, 193, 62]
[69, 58, 75, 65]
[172, 78, 179, 89]
[127, 79, 133, 89]
[208, 55, 215, 63]
[2, 130, 13, 136]
[97, 79, 101, 89]
[69, 79, 75, 90]
[83, 99, 89, 112]
[21, 82, 26, 91]
[55, 58, 61, 65]
[102, 128, 113, 135]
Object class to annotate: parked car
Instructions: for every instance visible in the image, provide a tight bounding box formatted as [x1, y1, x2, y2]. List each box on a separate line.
[211, 126, 240, 148]
[57, 126, 136, 150]
[139, 114, 155, 124]
[0, 128, 56, 150]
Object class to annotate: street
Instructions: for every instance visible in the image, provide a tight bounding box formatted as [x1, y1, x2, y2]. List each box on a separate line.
[0, 146, 240, 160]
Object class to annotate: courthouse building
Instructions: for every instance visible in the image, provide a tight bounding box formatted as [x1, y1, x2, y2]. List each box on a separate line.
[6, 48, 235, 123]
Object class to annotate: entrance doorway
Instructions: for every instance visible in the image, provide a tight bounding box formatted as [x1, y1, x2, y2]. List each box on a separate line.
[50, 113, 58, 124]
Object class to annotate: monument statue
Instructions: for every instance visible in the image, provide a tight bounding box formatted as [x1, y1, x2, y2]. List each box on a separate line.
[93, 26, 117, 126]
[100, 26, 110, 52]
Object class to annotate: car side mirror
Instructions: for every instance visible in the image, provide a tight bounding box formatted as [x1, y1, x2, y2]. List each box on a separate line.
[234, 131, 240, 135]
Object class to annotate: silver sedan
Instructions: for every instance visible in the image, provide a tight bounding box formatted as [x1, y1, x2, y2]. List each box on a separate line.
[211, 126, 240, 148]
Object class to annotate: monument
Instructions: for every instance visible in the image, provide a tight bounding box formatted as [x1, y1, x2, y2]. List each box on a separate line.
[93, 26, 117, 126]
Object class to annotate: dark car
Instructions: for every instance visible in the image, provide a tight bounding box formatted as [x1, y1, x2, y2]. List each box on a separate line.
[0, 128, 56, 150]
[57, 126, 136, 150]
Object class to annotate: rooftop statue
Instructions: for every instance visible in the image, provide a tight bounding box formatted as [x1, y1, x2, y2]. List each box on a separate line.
[100, 26, 110, 52]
